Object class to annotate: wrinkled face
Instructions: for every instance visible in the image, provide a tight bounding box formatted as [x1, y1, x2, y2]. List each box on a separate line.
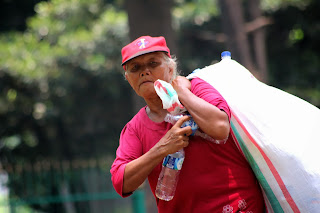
[125, 52, 173, 99]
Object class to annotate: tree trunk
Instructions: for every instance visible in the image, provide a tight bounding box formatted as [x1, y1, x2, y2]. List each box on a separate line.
[125, 0, 176, 114]
[248, 0, 268, 83]
[219, 0, 256, 75]
[124, 1, 175, 212]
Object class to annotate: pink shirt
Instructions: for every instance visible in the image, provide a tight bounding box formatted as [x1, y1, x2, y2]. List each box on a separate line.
[110, 78, 264, 212]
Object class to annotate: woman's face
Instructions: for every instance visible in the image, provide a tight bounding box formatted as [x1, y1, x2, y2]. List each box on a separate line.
[125, 52, 173, 99]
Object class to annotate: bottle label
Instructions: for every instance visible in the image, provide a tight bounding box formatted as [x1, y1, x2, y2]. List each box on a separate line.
[181, 118, 198, 136]
[163, 155, 184, 170]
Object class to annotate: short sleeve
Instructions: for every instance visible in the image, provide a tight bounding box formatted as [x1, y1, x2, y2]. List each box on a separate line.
[190, 77, 231, 121]
[110, 123, 143, 197]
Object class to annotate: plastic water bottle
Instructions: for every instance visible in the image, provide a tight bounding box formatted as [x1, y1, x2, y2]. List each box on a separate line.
[164, 114, 198, 135]
[221, 51, 231, 60]
[164, 113, 227, 144]
[155, 149, 185, 201]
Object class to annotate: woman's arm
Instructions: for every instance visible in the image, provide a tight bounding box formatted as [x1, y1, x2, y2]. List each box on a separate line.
[122, 115, 192, 194]
[172, 76, 230, 140]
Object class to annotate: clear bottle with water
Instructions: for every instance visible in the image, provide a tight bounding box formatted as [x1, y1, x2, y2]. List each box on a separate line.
[155, 149, 185, 201]
[164, 113, 227, 144]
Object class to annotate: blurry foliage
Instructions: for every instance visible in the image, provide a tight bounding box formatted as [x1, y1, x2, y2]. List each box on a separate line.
[172, 0, 219, 28]
[171, 0, 320, 107]
[261, 0, 312, 11]
[172, 0, 223, 75]
[265, 0, 320, 106]
[0, 0, 131, 164]
[0, 32, 64, 80]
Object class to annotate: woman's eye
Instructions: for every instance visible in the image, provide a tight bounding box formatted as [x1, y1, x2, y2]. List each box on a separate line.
[149, 61, 158, 67]
[130, 65, 139, 72]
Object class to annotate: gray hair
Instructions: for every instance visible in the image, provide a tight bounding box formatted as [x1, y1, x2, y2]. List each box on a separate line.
[162, 53, 180, 81]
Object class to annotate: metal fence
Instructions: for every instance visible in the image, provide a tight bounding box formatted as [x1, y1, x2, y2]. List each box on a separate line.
[0, 157, 146, 213]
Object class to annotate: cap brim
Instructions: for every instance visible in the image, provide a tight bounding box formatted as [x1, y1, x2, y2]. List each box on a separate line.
[121, 50, 169, 66]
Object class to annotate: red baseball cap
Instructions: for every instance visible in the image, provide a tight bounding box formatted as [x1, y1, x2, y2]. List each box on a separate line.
[121, 36, 171, 66]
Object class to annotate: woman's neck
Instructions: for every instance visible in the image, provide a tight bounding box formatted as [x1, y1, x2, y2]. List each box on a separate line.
[145, 98, 168, 123]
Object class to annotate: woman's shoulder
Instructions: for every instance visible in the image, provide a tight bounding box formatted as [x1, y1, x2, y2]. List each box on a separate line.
[125, 106, 168, 132]
[125, 107, 147, 129]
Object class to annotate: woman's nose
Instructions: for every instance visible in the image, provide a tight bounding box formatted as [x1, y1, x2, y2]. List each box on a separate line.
[140, 69, 150, 77]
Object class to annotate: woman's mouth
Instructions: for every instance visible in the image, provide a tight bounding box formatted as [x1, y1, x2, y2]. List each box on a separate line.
[140, 80, 153, 86]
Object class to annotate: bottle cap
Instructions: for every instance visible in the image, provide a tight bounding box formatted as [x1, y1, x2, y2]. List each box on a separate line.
[221, 51, 231, 60]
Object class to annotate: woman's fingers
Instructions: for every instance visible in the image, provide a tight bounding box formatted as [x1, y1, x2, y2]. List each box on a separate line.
[174, 115, 193, 136]
[159, 115, 193, 154]
[174, 115, 190, 127]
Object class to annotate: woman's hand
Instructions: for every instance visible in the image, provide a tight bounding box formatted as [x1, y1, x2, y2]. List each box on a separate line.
[155, 115, 192, 157]
[171, 76, 191, 96]
[122, 115, 192, 194]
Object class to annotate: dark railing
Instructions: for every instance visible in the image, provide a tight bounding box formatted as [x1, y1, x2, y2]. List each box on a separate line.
[0, 158, 146, 213]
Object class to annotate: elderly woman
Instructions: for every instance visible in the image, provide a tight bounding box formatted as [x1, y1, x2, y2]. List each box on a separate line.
[110, 36, 264, 212]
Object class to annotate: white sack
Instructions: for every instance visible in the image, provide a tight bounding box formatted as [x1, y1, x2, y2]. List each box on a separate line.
[187, 58, 320, 213]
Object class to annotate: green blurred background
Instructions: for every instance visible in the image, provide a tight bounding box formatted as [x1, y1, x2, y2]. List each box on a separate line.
[0, 0, 319, 212]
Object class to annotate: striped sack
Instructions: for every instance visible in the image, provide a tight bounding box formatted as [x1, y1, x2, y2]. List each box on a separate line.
[187, 58, 320, 213]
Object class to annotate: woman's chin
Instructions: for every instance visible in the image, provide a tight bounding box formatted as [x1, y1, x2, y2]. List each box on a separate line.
[140, 90, 158, 100]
